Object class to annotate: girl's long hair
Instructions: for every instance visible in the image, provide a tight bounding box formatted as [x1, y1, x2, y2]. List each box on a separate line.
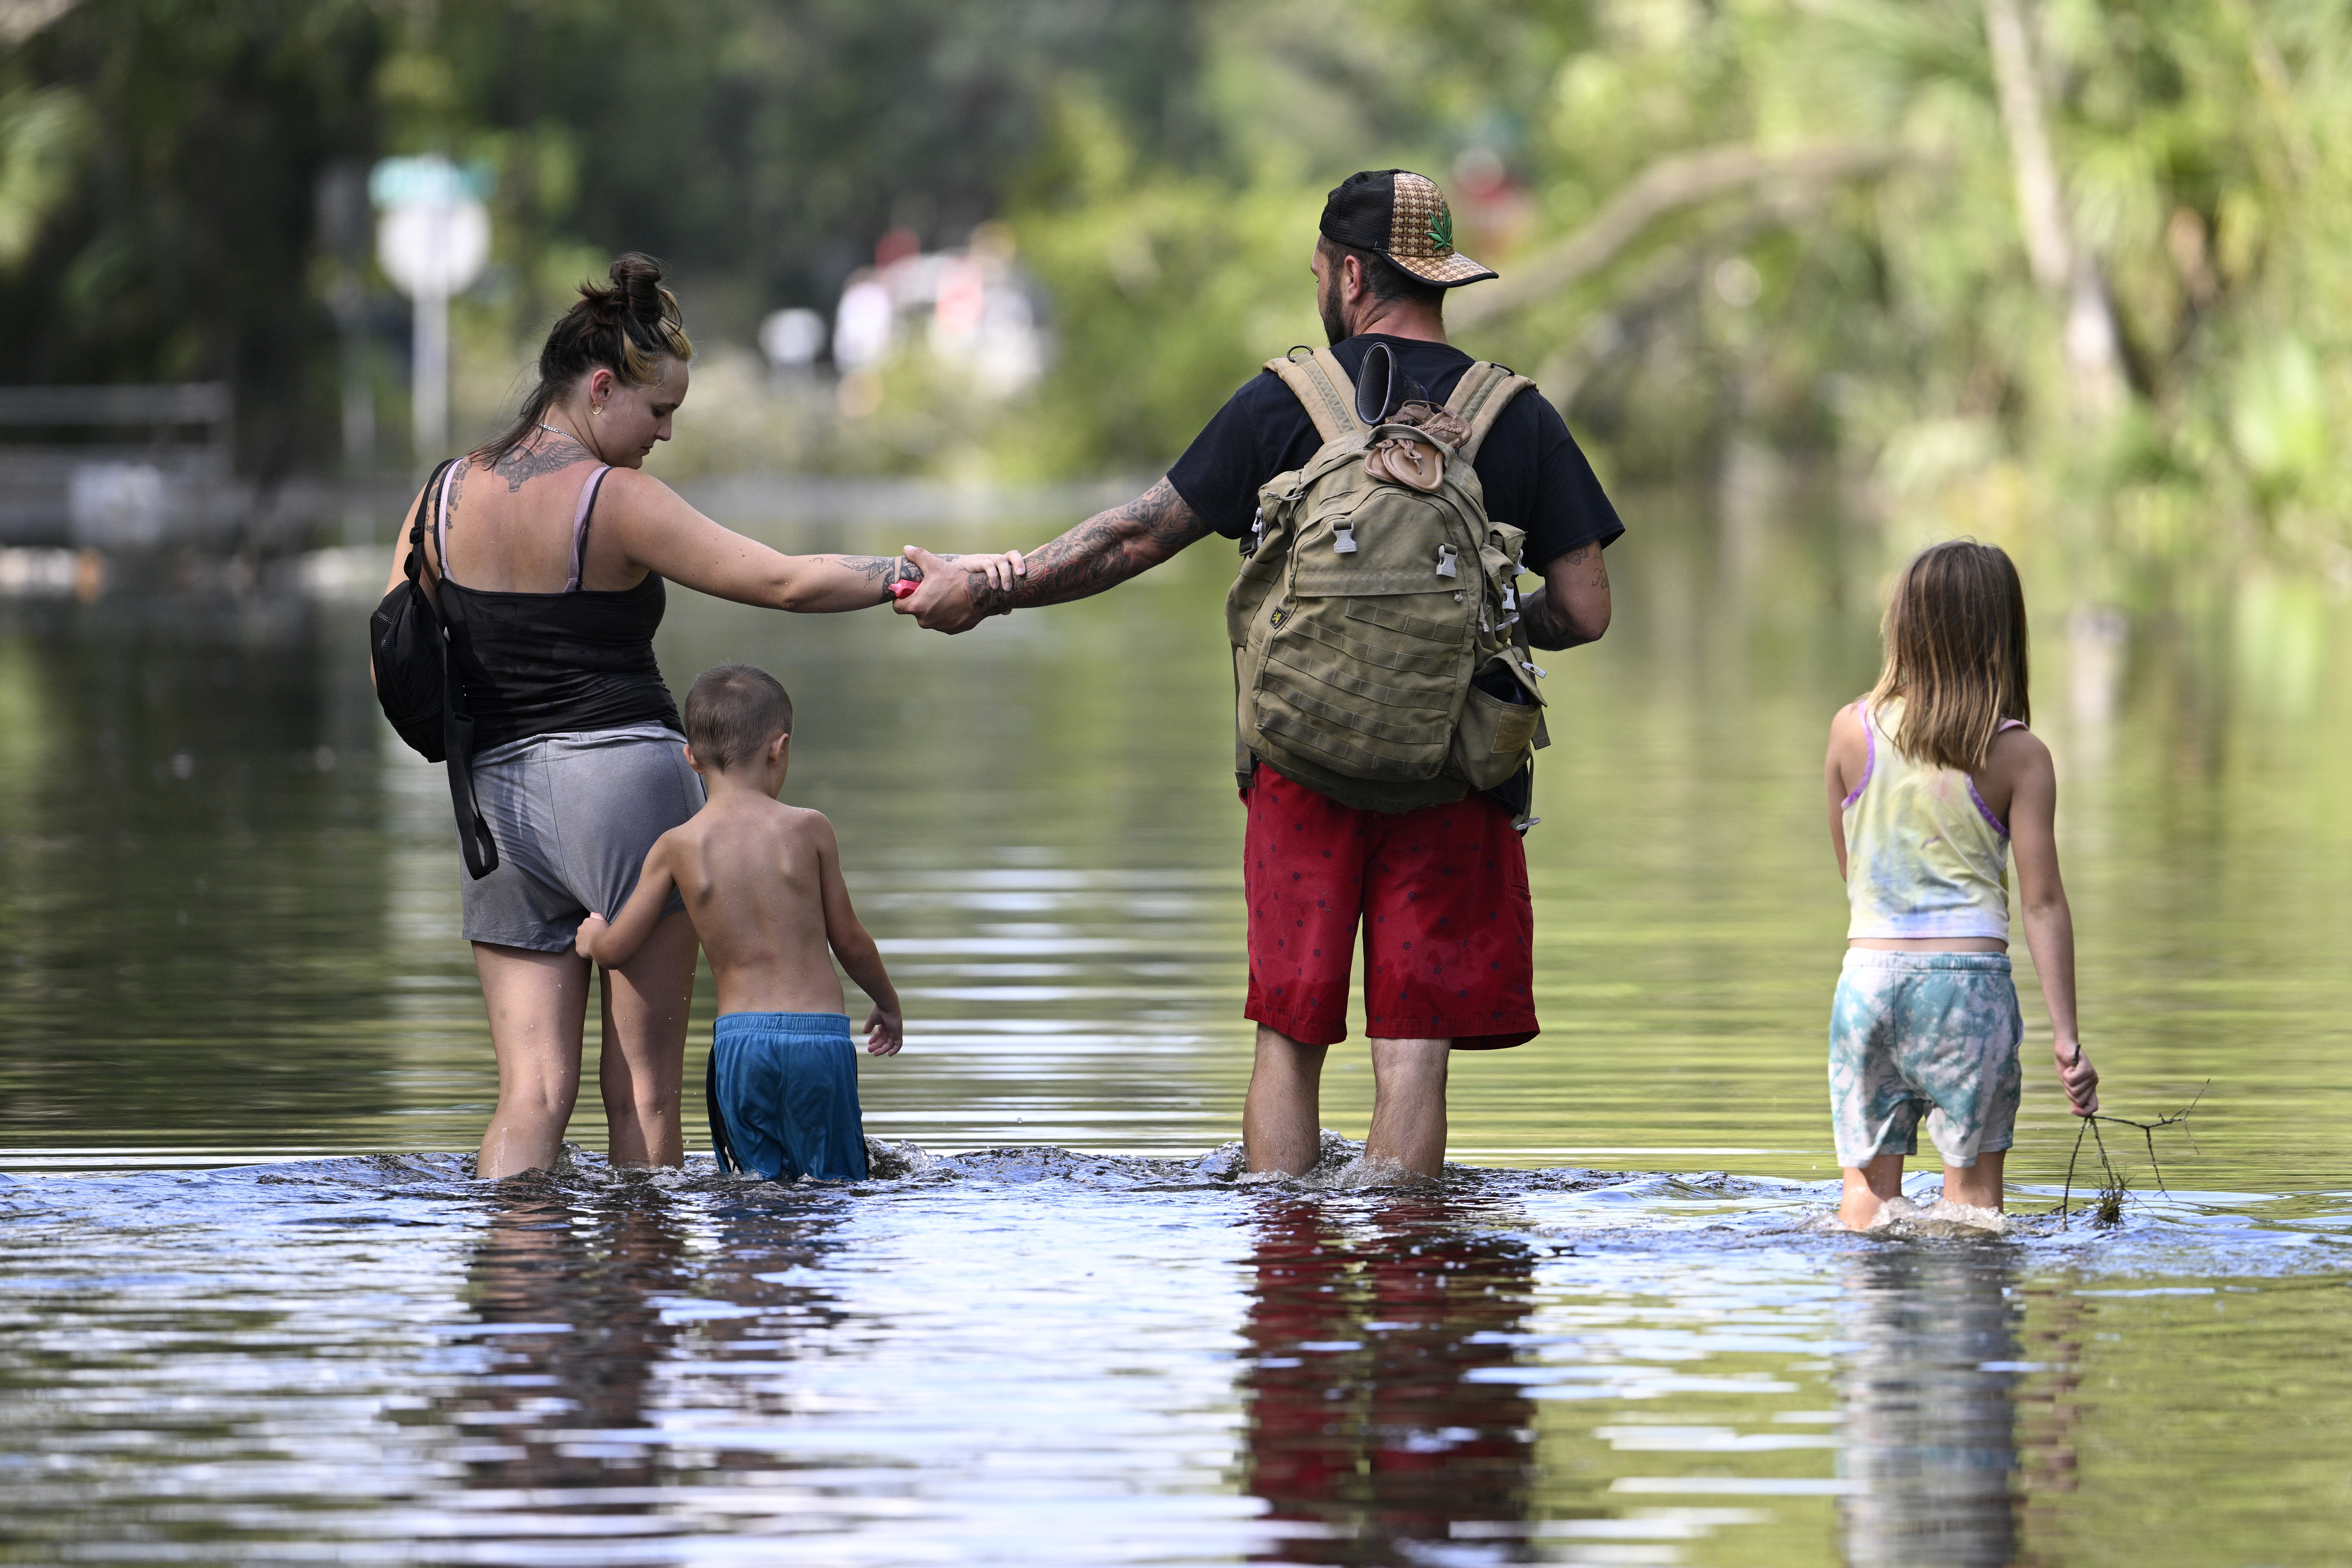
[474, 253, 694, 468]
[1870, 540, 2030, 771]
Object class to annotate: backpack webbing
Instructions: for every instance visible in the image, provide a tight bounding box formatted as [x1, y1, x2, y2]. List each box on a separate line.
[1444, 361, 1533, 462]
[1265, 346, 1364, 443]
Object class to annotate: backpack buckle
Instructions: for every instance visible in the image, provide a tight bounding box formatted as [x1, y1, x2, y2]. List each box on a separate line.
[1333, 519, 1359, 554]
[1435, 544, 1459, 578]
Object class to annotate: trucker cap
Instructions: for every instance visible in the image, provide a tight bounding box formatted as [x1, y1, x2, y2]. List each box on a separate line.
[1318, 169, 1498, 287]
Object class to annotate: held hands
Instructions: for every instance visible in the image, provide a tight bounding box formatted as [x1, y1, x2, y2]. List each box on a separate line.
[575, 913, 609, 964]
[892, 544, 1027, 633]
[864, 1002, 904, 1057]
[2055, 1040, 2099, 1117]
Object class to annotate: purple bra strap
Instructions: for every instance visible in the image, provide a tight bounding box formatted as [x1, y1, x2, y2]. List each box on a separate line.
[433, 460, 462, 583]
[566, 465, 613, 593]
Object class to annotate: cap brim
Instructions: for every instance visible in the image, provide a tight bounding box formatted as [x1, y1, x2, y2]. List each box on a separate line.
[1388, 248, 1498, 287]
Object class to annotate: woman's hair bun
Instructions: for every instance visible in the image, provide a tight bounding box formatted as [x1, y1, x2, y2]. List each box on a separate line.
[475, 252, 693, 468]
[609, 253, 669, 324]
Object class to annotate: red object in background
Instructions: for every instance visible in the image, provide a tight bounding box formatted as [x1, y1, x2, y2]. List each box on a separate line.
[875, 228, 921, 268]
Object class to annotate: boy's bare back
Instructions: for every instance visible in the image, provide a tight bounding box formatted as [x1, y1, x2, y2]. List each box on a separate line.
[576, 723, 901, 1056]
[658, 794, 854, 1017]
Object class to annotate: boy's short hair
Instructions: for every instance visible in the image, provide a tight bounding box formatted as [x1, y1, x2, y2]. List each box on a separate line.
[684, 664, 793, 770]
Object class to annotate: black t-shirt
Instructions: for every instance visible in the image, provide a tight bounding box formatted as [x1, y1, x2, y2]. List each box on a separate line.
[1166, 334, 1623, 568]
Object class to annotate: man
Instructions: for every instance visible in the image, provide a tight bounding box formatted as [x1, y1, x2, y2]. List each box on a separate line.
[898, 169, 1621, 1178]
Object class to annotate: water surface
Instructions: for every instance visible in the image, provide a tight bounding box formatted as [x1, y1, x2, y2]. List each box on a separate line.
[0, 492, 2346, 1561]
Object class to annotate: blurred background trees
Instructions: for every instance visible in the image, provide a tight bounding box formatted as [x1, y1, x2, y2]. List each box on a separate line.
[0, 0, 2347, 592]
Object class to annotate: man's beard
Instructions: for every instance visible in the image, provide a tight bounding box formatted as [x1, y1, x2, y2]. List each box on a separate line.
[1318, 272, 1350, 345]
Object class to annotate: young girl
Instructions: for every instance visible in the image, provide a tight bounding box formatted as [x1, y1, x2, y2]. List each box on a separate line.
[1824, 541, 2100, 1228]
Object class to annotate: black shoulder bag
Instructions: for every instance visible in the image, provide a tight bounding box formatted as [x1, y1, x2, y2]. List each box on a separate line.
[368, 459, 501, 880]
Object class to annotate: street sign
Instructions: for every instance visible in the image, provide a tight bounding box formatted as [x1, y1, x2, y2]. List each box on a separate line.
[377, 201, 489, 300]
[370, 156, 494, 463]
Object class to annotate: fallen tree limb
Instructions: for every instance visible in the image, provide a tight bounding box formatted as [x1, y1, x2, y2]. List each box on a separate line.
[1535, 183, 1840, 405]
[2057, 1082, 2206, 1228]
[1451, 140, 1908, 330]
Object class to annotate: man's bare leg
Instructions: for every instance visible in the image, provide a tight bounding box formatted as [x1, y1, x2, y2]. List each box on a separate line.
[1838, 1154, 1906, 1229]
[1941, 1150, 2007, 1212]
[1366, 1037, 1450, 1178]
[1244, 1025, 1327, 1175]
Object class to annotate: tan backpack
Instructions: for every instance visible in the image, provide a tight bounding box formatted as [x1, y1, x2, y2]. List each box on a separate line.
[1225, 344, 1550, 814]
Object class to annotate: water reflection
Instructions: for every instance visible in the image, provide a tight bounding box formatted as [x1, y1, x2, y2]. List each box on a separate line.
[1240, 1196, 1538, 1564]
[445, 1188, 696, 1505]
[430, 1179, 856, 1561]
[1835, 1246, 2077, 1568]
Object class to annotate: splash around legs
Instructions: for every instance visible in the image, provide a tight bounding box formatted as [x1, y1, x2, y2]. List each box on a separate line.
[1242, 1025, 1450, 1180]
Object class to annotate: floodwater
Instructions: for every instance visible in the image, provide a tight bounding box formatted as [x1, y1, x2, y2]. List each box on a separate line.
[0, 487, 2348, 1563]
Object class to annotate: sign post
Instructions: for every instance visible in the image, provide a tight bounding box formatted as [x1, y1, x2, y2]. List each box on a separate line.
[371, 157, 491, 465]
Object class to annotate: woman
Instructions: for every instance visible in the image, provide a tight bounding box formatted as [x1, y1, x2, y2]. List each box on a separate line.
[377, 254, 990, 1179]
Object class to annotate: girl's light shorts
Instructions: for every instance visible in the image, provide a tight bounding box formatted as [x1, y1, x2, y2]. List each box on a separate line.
[1828, 949, 2023, 1169]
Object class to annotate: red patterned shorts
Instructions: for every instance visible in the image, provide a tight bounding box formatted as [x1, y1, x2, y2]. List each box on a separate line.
[1241, 765, 1538, 1050]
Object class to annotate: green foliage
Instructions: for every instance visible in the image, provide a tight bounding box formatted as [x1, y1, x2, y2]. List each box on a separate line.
[1, 0, 2348, 591]
[0, 86, 88, 271]
[1003, 0, 2352, 593]
[2, 0, 383, 474]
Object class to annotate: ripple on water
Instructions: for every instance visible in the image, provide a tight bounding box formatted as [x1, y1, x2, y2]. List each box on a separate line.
[0, 1145, 2348, 1565]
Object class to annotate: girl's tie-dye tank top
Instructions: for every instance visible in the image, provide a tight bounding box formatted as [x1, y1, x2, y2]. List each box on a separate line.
[1842, 698, 2021, 941]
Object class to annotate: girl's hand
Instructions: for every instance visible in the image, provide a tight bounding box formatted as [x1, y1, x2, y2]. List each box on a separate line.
[864, 1003, 904, 1057]
[575, 913, 609, 963]
[2055, 1041, 2099, 1116]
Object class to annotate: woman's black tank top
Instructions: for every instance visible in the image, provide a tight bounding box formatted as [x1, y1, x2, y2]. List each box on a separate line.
[433, 459, 682, 752]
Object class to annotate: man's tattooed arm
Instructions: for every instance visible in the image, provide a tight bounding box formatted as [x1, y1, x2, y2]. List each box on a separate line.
[1519, 540, 1613, 651]
[967, 478, 1213, 615]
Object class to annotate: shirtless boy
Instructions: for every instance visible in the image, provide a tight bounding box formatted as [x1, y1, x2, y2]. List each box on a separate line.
[577, 664, 901, 1182]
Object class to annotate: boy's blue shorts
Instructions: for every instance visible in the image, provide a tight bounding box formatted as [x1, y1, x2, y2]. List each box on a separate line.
[706, 1012, 870, 1183]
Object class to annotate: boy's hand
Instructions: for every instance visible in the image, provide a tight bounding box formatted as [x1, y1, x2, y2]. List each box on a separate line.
[863, 1003, 903, 1057]
[2055, 1041, 2099, 1116]
[575, 913, 609, 963]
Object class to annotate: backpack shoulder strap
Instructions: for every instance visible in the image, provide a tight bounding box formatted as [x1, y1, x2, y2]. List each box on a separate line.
[1265, 346, 1366, 444]
[1443, 361, 1535, 463]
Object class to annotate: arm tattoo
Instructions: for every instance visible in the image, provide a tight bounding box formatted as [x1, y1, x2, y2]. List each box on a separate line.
[1521, 541, 1609, 651]
[969, 477, 1212, 615]
[491, 429, 593, 492]
[816, 555, 904, 605]
[822, 553, 989, 605]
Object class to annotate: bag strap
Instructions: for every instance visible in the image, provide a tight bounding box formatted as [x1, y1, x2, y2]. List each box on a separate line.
[1265, 346, 1365, 443]
[404, 456, 500, 881]
[404, 458, 459, 589]
[1443, 362, 1534, 463]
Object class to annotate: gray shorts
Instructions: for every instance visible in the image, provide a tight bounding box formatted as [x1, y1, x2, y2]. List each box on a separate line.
[461, 724, 703, 952]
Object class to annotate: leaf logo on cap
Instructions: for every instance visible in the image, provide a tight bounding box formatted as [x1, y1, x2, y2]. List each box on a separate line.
[1426, 207, 1454, 254]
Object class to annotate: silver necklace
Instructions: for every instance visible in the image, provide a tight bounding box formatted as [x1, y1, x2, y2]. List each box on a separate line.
[535, 422, 582, 443]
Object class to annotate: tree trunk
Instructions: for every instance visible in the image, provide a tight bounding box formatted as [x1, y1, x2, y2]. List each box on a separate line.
[1984, 0, 2126, 417]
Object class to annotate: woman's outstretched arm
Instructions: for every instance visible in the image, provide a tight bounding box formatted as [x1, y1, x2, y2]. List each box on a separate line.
[597, 468, 1008, 612]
